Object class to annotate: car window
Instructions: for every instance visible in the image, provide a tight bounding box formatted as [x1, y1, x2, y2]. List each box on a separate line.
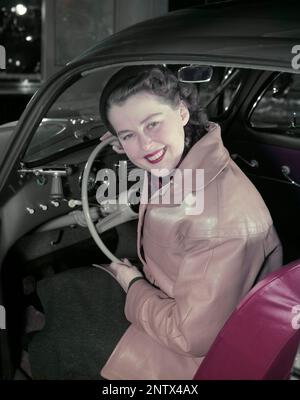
[23, 67, 112, 163]
[23, 64, 242, 164]
[249, 72, 300, 137]
[198, 67, 242, 119]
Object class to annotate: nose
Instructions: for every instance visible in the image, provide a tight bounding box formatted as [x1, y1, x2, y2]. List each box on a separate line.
[139, 132, 153, 151]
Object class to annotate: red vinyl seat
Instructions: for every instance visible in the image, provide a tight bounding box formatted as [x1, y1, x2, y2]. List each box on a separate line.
[194, 260, 300, 380]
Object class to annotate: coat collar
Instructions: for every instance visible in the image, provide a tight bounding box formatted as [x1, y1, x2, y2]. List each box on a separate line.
[137, 122, 230, 263]
[141, 122, 230, 204]
[176, 122, 230, 187]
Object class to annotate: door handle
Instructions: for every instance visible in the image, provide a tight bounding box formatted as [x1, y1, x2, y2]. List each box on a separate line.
[231, 154, 259, 168]
[281, 165, 300, 187]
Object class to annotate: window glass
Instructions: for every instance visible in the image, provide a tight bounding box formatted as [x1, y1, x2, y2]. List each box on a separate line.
[23, 64, 242, 164]
[202, 67, 242, 119]
[23, 67, 111, 163]
[250, 73, 300, 137]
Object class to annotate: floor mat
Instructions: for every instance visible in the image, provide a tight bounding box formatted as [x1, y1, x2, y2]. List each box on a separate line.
[28, 266, 129, 380]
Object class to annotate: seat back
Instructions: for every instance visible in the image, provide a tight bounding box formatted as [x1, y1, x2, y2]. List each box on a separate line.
[194, 260, 300, 380]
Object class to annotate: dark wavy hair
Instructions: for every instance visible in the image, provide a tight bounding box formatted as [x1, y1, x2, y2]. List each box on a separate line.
[99, 65, 209, 156]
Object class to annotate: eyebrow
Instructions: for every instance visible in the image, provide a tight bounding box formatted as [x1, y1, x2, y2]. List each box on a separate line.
[141, 112, 162, 124]
[117, 112, 163, 136]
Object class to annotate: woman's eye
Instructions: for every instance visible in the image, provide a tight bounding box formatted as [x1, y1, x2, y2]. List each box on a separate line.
[147, 121, 160, 130]
[121, 133, 134, 141]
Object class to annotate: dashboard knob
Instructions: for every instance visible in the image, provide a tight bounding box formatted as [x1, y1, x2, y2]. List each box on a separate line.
[68, 199, 82, 208]
[39, 204, 48, 211]
[50, 173, 64, 199]
[50, 200, 60, 207]
[26, 207, 35, 215]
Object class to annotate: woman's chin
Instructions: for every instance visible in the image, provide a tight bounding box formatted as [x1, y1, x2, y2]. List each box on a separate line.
[150, 169, 172, 177]
[132, 157, 177, 177]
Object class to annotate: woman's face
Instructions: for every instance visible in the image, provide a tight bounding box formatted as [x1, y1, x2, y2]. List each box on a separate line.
[108, 91, 190, 176]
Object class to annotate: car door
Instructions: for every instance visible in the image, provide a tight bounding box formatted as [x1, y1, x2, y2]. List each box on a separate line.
[223, 70, 300, 264]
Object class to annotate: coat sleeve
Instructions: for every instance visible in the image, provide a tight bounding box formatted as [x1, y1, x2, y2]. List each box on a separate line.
[125, 234, 267, 357]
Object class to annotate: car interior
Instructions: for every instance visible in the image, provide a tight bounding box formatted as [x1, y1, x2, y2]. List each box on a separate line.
[0, 62, 299, 379]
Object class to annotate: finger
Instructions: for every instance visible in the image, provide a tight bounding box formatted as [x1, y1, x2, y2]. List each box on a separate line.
[108, 262, 119, 272]
[119, 261, 130, 268]
[110, 261, 127, 270]
[100, 131, 113, 141]
[121, 258, 131, 265]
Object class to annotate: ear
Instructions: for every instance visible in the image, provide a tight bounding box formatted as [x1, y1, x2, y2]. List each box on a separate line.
[179, 100, 190, 126]
[112, 142, 126, 154]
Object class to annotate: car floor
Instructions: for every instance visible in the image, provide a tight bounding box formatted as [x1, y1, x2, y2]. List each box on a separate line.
[13, 265, 130, 380]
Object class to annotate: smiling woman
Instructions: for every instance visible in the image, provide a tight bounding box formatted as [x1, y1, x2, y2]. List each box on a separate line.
[108, 91, 187, 174]
[24, 64, 283, 380]
[97, 65, 282, 379]
[100, 66, 209, 176]
[1, 0, 300, 381]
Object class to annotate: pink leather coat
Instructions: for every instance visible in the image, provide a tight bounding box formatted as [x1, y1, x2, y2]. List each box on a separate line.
[100, 122, 282, 380]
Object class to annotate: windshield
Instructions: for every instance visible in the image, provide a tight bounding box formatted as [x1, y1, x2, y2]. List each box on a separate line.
[23, 65, 242, 164]
[23, 67, 113, 163]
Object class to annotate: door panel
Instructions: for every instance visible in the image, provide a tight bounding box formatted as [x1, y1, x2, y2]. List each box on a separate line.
[224, 71, 300, 264]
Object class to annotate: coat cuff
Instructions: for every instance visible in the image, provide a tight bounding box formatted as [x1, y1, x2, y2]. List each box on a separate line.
[125, 279, 161, 325]
[127, 276, 144, 291]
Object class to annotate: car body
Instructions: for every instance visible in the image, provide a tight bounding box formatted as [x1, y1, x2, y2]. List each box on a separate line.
[0, 0, 299, 379]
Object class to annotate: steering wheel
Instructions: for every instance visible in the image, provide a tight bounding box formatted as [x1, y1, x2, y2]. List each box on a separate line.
[81, 136, 139, 263]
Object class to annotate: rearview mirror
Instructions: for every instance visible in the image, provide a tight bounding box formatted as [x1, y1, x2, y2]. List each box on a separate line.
[178, 65, 213, 83]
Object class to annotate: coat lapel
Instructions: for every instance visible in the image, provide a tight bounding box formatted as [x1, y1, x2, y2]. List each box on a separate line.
[137, 172, 149, 264]
[136, 122, 230, 262]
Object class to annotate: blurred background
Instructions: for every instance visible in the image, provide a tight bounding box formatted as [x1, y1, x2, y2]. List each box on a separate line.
[0, 0, 240, 125]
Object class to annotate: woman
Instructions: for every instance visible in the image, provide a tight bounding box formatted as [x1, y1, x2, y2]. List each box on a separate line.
[97, 65, 283, 380]
[28, 65, 282, 380]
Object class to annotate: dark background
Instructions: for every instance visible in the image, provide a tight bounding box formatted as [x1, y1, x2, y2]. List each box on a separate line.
[0, 0, 249, 125]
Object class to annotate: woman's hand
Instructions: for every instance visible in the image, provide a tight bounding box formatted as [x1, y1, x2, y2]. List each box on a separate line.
[100, 131, 126, 154]
[109, 258, 143, 292]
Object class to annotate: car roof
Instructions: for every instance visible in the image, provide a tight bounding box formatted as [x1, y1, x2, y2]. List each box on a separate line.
[71, 0, 300, 73]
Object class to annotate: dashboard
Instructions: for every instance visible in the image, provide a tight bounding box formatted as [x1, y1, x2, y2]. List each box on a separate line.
[0, 140, 138, 264]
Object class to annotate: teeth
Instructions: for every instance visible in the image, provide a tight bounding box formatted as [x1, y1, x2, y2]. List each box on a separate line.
[146, 148, 165, 161]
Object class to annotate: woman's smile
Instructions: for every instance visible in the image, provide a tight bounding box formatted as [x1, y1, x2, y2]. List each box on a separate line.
[108, 91, 189, 176]
[144, 146, 167, 164]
